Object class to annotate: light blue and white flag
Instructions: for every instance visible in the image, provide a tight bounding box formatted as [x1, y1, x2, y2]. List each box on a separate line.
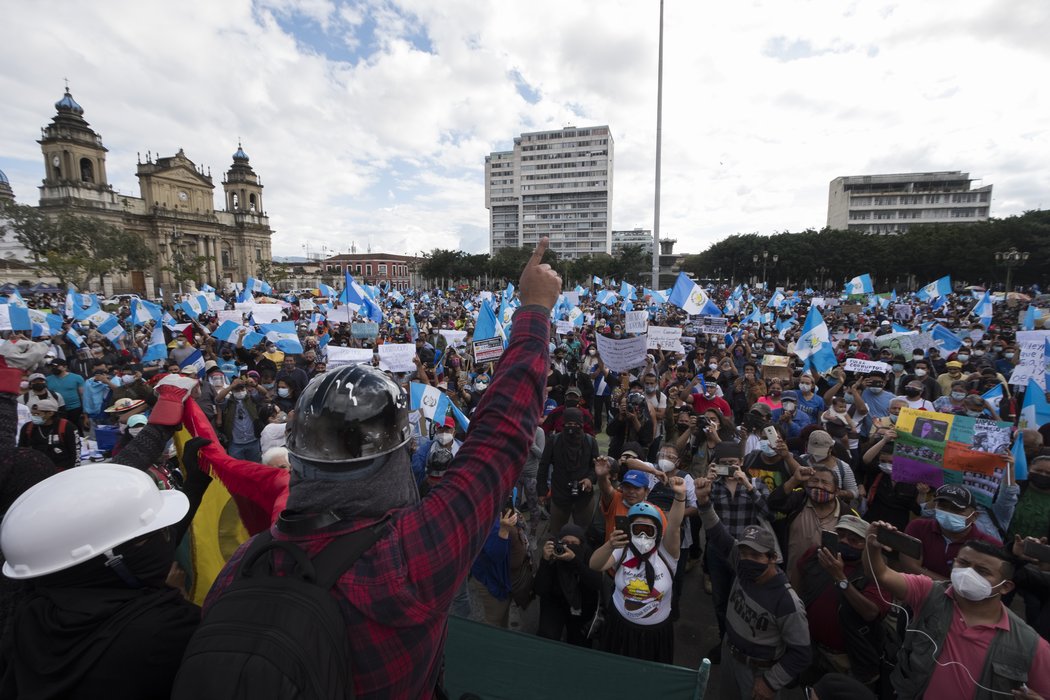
[845, 274, 874, 295]
[982, 384, 1004, 414]
[971, 290, 993, 324]
[473, 300, 503, 342]
[435, 391, 470, 432]
[930, 324, 964, 354]
[916, 276, 952, 301]
[1020, 378, 1050, 429]
[1023, 305, 1037, 331]
[795, 305, 837, 374]
[131, 298, 163, 326]
[245, 277, 272, 295]
[142, 323, 168, 362]
[592, 275, 603, 286]
[179, 349, 206, 379]
[668, 272, 721, 316]
[259, 321, 304, 354]
[318, 282, 337, 298]
[97, 315, 126, 343]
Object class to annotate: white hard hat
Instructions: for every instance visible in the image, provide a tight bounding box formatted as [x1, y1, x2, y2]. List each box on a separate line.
[0, 464, 189, 579]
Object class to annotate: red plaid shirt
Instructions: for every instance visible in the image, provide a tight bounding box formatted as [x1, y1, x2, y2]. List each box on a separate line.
[204, 306, 550, 699]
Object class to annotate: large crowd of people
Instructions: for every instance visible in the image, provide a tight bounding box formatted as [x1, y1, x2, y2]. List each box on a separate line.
[0, 247, 1048, 699]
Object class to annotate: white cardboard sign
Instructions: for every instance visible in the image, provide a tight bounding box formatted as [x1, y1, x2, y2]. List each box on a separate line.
[645, 326, 685, 353]
[594, 334, 649, 373]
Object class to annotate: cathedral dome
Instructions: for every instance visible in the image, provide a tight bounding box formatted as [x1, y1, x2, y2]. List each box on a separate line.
[232, 144, 249, 161]
[0, 167, 9, 185]
[55, 90, 84, 115]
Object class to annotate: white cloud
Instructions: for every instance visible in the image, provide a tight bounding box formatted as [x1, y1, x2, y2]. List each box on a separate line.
[1, 0, 1048, 262]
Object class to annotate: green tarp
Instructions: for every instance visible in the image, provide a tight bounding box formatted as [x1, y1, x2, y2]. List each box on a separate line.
[444, 616, 711, 699]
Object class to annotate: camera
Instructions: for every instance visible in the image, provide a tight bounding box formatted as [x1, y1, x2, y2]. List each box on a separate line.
[714, 464, 736, 477]
[569, 480, 581, 498]
[554, 541, 568, 556]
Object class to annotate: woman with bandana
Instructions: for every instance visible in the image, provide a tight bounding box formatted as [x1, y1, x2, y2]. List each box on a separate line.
[589, 478, 687, 663]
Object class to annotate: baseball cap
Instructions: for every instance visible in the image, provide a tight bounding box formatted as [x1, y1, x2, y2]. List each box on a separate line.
[934, 484, 975, 510]
[749, 402, 772, 417]
[28, 373, 46, 382]
[807, 430, 836, 460]
[565, 386, 582, 398]
[781, 390, 799, 403]
[737, 525, 776, 554]
[620, 441, 645, 459]
[127, 414, 148, 428]
[835, 514, 869, 539]
[34, 398, 60, 412]
[204, 360, 218, 371]
[946, 360, 963, 369]
[621, 470, 650, 489]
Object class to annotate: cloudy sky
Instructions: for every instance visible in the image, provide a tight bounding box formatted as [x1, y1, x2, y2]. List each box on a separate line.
[1, 0, 1047, 259]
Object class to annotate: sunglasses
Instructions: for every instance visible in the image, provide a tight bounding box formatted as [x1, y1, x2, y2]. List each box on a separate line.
[630, 522, 657, 538]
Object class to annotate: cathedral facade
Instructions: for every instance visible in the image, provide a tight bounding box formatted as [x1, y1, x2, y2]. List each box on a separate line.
[22, 88, 273, 296]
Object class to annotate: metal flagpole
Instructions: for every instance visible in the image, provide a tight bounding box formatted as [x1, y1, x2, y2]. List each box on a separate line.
[652, 0, 665, 290]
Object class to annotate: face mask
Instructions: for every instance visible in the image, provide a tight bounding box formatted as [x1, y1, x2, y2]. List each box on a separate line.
[838, 542, 863, 562]
[1005, 352, 1015, 360]
[950, 391, 966, 401]
[19, 381, 28, 391]
[878, 461, 894, 475]
[759, 440, 777, 457]
[30, 383, 46, 393]
[993, 346, 1003, 353]
[904, 387, 921, 398]
[435, 432, 454, 446]
[1028, 473, 1050, 490]
[717, 344, 725, 350]
[277, 387, 291, 398]
[176, 340, 186, 347]
[122, 375, 137, 385]
[232, 390, 248, 400]
[631, 533, 656, 555]
[951, 566, 1005, 602]
[475, 381, 488, 392]
[799, 383, 813, 393]
[646, 384, 659, 393]
[807, 487, 834, 504]
[973, 350, 985, 357]
[708, 363, 719, 370]
[782, 401, 796, 412]
[31, 415, 45, 426]
[737, 559, 768, 583]
[892, 363, 904, 373]
[889, 414, 899, 424]
[657, 458, 676, 473]
[934, 508, 969, 533]
[914, 368, 927, 377]
[128, 426, 144, 437]
[848, 345, 859, 352]
[587, 349, 596, 355]
[210, 376, 225, 387]
[868, 387, 883, 395]
[764, 346, 774, 353]
[957, 354, 970, 362]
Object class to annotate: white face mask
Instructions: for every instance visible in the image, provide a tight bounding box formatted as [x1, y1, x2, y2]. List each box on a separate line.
[657, 458, 676, 473]
[128, 426, 144, 437]
[708, 363, 719, 370]
[277, 387, 291, 398]
[435, 432, 454, 446]
[878, 461, 894, 475]
[951, 566, 1005, 602]
[631, 533, 656, 555]
[232, 390, 248, 400]
[914, 368, 927, 377]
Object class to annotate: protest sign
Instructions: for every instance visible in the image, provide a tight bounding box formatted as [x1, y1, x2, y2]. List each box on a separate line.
[841, 303, 862, 315]
[208, 299, 228, 312]
[563, 291, 580, 307]
[645, 326, 684, 353]
[250, 303, 284, 323]
[555, 321, 574, 336]
[760, 354, 792, 381]
[438, 329, 468, 350]
[299, 298, 315, 312]
[625, 311, 649, 335]
[473, 337, 505, 364]
[892, 408, 1011, 507]
[326, 305, 354, 325]
[844, 358, 891, 374]
[698, 316, 728, 335]
[378, 343, 416, 373]
[351, 322, 379, 339]
[1010, 330, 1050, 389]
[594, 334, 649, 373]
[217, 309, 248, 326]
[325, 346, 374, 368]
[875, 331, 938, 357]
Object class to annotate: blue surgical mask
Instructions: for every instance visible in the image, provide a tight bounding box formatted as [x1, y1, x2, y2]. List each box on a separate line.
[758, 439, 777, 457]
[868, 387, 883, 395]
[935, 508, 969, 533]
[950, 391, 966, 401]
[31, 415, 45, 426]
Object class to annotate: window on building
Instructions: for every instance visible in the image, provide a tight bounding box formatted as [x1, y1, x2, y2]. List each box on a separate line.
[256, 248, 262, 261]
[79, 158, 94, 183]
[249, 194, 257, 212]
[356, 264, 362, 274]
[221, 249, 231, 268]
[378, 264, 387, 275]
[366, 264, 372, 276]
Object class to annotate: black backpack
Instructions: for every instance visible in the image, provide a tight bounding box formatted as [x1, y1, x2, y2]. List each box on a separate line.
[171, 522, 385, 700]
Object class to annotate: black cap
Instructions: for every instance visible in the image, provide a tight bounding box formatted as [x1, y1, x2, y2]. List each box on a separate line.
[934, 484, 975, 510]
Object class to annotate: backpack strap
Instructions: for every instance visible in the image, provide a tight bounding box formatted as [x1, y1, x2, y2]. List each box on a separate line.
[312, 518, 389, 589]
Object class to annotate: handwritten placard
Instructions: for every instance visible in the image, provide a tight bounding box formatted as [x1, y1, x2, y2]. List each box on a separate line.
[625, 311, 649, 335]
[378, 343, 417, 373]
[595, 334, 649, 373]
[325, 346, 375, 368]
[645, 326, 684, 353]
[844, 358, 891, 374]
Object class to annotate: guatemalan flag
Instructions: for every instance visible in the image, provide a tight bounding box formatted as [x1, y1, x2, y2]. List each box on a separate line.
[259, 321, 304, 354]
[917, 276, 952, 301]
[179, 349, 206, 379]
[971, 290, 993, 325]
[473, 300, 503, 342]
[1020, 378, 1050, 430]
[930, 324, 964, 354]
[845, 274, 874, 295]
[245, 277, 272, 295]
[410, 382, 444, 422]
[795, 305, 837, 374]
[131, 298, 163, 326]
[668, 272, 721, 316]
[97, 315, 126, 343]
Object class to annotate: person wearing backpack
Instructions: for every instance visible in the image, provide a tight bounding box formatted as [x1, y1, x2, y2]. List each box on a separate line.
[17, 398, 79, 470]
[537, 408, 600, 536]
[173, 239, 560, 700]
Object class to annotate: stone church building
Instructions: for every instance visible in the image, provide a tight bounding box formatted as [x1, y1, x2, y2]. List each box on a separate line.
[5, 88, 274, 296]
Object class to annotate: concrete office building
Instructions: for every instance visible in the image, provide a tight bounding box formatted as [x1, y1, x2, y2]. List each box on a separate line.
[485, 125, 613, 259]
[612, 228, 654, 256]
[827, 171, 992, 234]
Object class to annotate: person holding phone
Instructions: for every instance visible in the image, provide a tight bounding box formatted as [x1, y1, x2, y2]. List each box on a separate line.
[534, 523, 602, 647]
[863, 520, 1050, 698]
[589, 478, 688, 664]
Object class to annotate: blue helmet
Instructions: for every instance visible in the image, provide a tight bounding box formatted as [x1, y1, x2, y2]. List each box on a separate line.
[627, 502, 666, 538]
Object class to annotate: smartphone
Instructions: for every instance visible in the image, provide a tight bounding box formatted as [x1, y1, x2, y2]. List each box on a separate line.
[714, 464, 735, 477]
[1023, 539, 1050, 563]
[614, 515, 630, 535]
[821, 530, 839, 551]
[876, 528, 923, 561]
[763, 426, 779, 444]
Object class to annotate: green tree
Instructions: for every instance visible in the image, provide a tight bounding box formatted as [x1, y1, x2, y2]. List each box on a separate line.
[1, 203, 155, 289]
[255, 259, 290, 290]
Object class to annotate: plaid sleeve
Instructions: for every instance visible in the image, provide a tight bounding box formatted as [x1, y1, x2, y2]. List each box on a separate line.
[397, 306, 550, 608]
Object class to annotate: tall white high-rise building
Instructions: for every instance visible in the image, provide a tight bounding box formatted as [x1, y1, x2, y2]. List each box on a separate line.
[827, 171, 992, 234]
[485, 125, 613, 259]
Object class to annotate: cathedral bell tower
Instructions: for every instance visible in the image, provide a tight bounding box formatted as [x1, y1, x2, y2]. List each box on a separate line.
[38, 87, 111, 200]
[222, 142, 263, 214]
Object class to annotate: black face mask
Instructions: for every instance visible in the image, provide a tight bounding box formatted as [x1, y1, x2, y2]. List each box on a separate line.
[737, 558, 768, 583]
[904, 387, 921, 398]
[838, 542, 863, 562]
[1028, 473, 1050, 490]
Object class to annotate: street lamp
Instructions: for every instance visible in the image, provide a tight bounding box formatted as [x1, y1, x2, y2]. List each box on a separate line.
[752, 251, 778, 287]
[995, 247, 1029, 293]
[816, 266, 828, 290]
[170, 225, 184, 297]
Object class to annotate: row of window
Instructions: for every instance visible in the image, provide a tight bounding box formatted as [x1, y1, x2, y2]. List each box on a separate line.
[520, 181, 608, 191]
[519, 159, 603, 171]
[324, 263, 410, 277]
[521, 150, 608, 162]
[851, 192, 989, 206]
[850, 207, 987, 220]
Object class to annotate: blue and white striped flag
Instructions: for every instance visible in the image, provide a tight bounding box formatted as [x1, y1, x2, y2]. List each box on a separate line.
[179, 349, 206, 379]
[97, 315, 126, 343]
[795, 305, 837, 374]
[845, 274, 874, 295]
[917, 276, 952, 301]
[259, 321, 304, 354]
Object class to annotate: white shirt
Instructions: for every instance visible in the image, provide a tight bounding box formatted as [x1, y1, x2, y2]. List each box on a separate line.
[903, 397, 935, 411]
[612, 542, 677, 625]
